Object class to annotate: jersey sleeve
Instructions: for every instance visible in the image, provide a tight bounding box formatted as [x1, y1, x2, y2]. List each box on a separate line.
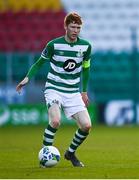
[82, 43, 92, 92]
[41, 41, 53, 60]
[83, 43, 92, 60]
[26, 57, 46, 79]
[83, 43, 92, 69]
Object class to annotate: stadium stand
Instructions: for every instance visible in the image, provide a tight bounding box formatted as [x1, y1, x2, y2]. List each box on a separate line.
[90, 51, 138, 102]
[61, 0, 139, 52]
[2, 0, 63, 12]
[0, 0, 65, 52]
[0, 0, 139, 103]
[1, 0, 139, 52]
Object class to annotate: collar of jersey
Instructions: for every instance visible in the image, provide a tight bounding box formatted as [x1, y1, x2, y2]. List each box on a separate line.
[63, 36, 80, 47]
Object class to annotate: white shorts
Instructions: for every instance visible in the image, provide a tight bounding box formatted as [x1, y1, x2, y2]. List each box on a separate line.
[44, 89, 86, 119]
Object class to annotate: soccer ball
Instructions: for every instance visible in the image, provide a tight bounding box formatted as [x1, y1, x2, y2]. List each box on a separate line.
[38, 146, 60, 167]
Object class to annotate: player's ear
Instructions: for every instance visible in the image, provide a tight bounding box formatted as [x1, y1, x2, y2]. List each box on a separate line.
[64, 23, 67, 31]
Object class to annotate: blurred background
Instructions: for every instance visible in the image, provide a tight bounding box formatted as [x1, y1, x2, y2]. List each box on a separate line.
[0, 0, 139, 126]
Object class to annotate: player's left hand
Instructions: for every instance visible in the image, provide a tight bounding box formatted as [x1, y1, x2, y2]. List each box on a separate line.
[81, 92, 89, 107]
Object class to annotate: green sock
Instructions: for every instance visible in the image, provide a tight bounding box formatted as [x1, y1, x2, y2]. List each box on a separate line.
[68, 128, 89, 152]
[43, 124, 57, 146]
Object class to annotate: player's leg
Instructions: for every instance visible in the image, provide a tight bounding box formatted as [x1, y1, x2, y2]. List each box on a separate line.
[68, 109, 91, 151]
[43, 103, 61, 146]
[64, 110, 91, 167]
[43, 89, 62, 146]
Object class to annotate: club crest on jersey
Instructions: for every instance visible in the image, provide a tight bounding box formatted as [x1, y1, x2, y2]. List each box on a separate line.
[76, 49, 83, 57]
[63, 59, 77, 72]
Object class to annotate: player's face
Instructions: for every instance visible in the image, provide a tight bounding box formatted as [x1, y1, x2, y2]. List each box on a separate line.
[65, 22, 81, 42]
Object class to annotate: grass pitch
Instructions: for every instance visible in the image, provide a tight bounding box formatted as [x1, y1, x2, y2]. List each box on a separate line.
[0, 124, 139, 179]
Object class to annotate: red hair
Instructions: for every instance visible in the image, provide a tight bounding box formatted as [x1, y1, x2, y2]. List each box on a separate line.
[64, 12, 83, 26]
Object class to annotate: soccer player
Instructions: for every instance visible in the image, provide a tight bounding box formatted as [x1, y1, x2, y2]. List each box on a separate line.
[16, 12, 92, 167]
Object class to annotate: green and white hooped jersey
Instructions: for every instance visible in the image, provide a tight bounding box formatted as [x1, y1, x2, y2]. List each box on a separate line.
[41, 36, 92, 93]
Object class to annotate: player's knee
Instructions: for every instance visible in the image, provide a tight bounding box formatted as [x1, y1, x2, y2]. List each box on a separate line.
[50, 119, 60, 129]
[82, 123, 92, 132]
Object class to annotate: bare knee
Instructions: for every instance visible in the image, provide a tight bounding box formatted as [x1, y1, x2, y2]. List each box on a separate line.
[48, 104, 61, 128]
[81, 123, 92, 132]
[48, 108, 61, 128]
[50, 119, 60, 129]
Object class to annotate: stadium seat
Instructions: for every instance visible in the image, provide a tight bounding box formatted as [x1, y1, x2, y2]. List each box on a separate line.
[61, 0, 139, 52]
[0, 0, 7, 12]
[3, 0, 62, 12]
[0, 9, 66, 52]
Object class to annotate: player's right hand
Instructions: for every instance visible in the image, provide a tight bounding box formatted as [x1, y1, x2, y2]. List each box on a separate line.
[81, 92, 89, 107]
[16, 77, 29, 94]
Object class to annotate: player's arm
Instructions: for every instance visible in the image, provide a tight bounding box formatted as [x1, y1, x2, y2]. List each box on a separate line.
[81, 43, 92, 106]
[16, 41, 53, 93]
[16, 57, 46, 93]
[81, 60, 90, 106]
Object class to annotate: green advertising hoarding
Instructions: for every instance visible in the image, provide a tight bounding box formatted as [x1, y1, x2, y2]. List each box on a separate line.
[0, 104, 98, 126]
